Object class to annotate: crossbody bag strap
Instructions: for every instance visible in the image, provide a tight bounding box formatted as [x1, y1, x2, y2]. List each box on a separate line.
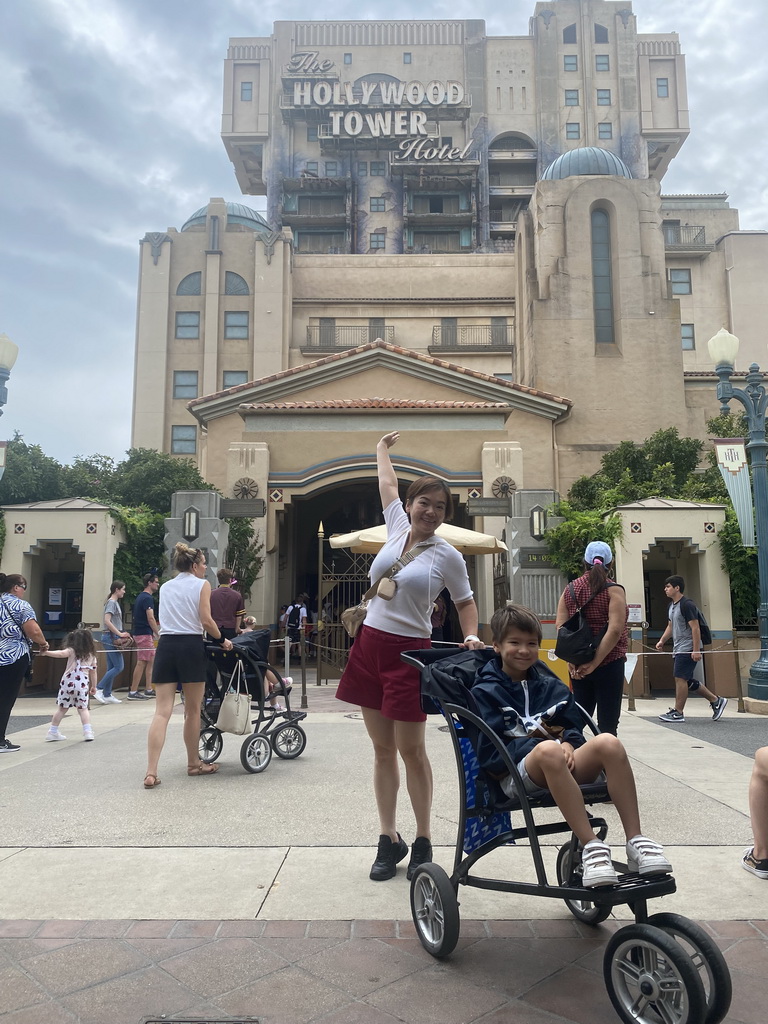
[361, 546, 428, 602]
[569, 580, 605, 612]
[0, 595, 24, 630]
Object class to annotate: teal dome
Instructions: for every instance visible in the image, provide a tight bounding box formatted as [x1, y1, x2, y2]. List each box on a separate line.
[181, 202, 271, 232]
[542, 147, 632, 180]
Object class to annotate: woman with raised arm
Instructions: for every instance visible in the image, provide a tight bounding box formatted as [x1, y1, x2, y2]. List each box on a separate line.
[336, 431, 484, 881]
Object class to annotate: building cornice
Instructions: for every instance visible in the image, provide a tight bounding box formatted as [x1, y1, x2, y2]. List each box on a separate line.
[188, 340, 571, 424]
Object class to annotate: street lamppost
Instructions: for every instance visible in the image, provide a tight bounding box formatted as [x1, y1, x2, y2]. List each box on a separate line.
[0, 333, 20, 482]
[708, 327, 768, 701]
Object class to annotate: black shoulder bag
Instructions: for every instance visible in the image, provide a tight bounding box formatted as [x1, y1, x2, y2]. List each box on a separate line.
[554, 582, 609, 665]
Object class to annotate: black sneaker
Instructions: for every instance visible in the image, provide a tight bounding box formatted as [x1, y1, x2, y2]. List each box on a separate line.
[711, 696, 728, 721]
[127, 691, 148, 700]
[369, 833, 408, 881]
[0, 738, 21, 753]
[406, 836, 433, 880]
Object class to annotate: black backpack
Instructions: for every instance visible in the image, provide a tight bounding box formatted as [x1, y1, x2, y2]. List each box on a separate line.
[287, 604, 302, 629]
[681, 598, 711, 646]
[555, 580, 620, 666]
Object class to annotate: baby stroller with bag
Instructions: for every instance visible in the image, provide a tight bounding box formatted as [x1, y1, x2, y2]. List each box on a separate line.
[199, 629, 307, 774]
[400, 647, 732, 1024]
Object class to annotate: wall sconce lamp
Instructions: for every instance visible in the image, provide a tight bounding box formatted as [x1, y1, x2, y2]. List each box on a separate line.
[529, 505, 547, 541]
[183, 507, 200, 543]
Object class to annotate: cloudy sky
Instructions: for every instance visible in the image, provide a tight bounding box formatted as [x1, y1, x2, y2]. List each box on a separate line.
[1, 0, 766, 465]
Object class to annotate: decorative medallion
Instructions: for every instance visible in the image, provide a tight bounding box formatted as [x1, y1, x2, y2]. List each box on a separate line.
[704, 522, 715, 533]
[491, 476, 515, 498]
[233, 477, 259, 500]
[269, 488, 284, 503]
[630, 522, 642, 533]
[14, 523, 24, 534]
[467, 487, 482, 500]
[86, 523, 97, 534]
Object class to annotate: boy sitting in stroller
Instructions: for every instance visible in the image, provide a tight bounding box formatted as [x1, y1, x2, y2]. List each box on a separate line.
[472, 603, 672, 888]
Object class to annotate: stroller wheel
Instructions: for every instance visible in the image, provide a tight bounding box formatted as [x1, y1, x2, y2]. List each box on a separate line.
[199, 727, 223, 764]
[604, 923, 706, 1024]
[271, 723, 307, 759]
[646, 913, 732, 1024]
[410, 863, 460, 958]
[556, 840, 612, 925]
[240, 733, 272, 774]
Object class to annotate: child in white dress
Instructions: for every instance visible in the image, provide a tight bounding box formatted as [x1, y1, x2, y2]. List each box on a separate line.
[41, 629, 98, 742]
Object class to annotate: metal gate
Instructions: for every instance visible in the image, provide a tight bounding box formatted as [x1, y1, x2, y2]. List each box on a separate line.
[492, 547, 510, 611]
[316, 542, 374, 680]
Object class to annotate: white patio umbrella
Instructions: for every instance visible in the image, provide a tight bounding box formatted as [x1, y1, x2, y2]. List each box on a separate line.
[329, 522, 507, 556]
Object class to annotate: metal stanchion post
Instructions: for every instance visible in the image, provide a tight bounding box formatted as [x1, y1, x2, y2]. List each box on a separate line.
[300, 631, 307, 709]
[626, 631, 637, 711]
[317, 522, 325, 687]
[641, 624, 651, 699]
[733, 631, 746, 713]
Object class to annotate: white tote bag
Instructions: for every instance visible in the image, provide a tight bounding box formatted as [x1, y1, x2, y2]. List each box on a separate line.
[215, 661, 251, 735]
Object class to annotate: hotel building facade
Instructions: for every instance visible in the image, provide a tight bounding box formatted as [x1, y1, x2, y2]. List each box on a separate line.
[131, 0, 768, 632]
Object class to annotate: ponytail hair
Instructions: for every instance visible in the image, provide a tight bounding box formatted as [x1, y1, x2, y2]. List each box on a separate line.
[585, 559, 610, 595]
[173, 542, 204, 573]
[106, 580, 125, 601]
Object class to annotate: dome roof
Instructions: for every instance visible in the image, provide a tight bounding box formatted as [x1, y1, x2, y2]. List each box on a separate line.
[541, 147, 632, 180]
[181, 202, 271, 232]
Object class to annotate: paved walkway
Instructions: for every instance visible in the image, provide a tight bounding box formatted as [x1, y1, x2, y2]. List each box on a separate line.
[2, 673, 767, 1023]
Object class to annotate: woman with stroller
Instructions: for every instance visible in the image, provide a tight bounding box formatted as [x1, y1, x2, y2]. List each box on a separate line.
[336, 431, 484, 882]
[144, 544, 233, 789]
[555, 541, 628, 735]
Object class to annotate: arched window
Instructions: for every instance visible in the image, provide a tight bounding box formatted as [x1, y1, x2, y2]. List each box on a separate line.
[176, 272, 201, 296]
[594, 24, 608, 43]
[591, 209, 614, 345]
[225, 271, 249, 295]
[563, 24, 577, 44]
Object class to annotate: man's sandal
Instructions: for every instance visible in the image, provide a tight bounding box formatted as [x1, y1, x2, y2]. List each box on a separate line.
[143, 774, 161, 789]
[187, 762, 219, 776]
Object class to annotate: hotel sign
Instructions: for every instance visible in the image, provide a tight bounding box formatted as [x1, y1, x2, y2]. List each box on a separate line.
[284, 52, 474, 162]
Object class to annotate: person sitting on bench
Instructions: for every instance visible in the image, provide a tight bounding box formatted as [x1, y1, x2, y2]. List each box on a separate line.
[472, 603, 672, 888]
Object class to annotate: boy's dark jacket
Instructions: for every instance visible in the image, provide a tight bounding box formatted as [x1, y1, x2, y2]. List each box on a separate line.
[471, 656, 586, 776]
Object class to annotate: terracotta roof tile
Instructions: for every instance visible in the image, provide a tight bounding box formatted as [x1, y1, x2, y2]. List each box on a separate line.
[240, 398, 512, 411]
[190, 339, 570, 407]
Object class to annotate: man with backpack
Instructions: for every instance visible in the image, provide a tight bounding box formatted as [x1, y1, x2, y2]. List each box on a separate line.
[655, 575, 727, 723]
[285, 595, 307, 652]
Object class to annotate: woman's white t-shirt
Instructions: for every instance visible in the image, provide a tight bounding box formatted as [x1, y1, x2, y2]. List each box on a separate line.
[159, 573, 206, 636]
[364, 499, 473, 639]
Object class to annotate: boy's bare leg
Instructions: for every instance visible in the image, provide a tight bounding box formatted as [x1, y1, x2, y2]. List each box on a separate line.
[571, 734, 641, 840]
[697, 682, 719, 703]
[673, 676, 689, 713]
[525, 741, 598, 847]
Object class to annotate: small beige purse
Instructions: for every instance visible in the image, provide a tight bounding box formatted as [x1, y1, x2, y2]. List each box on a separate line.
[340, 547, 425, 637]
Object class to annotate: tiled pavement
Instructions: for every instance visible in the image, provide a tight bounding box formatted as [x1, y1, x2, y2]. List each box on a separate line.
[1, 916, 766, 1023]
[4, 674, 768, 1022]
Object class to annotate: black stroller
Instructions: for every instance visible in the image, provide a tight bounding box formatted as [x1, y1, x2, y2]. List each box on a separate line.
[401, 648, 732, 1024]
[199, 630, 307, 774]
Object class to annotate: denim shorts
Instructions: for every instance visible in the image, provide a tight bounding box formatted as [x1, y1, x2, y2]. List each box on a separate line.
[673, 653, 701, 689]
[501, 755, 550, 800]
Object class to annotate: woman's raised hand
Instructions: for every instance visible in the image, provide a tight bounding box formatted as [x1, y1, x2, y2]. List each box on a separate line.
[379, 431, 400, 448]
